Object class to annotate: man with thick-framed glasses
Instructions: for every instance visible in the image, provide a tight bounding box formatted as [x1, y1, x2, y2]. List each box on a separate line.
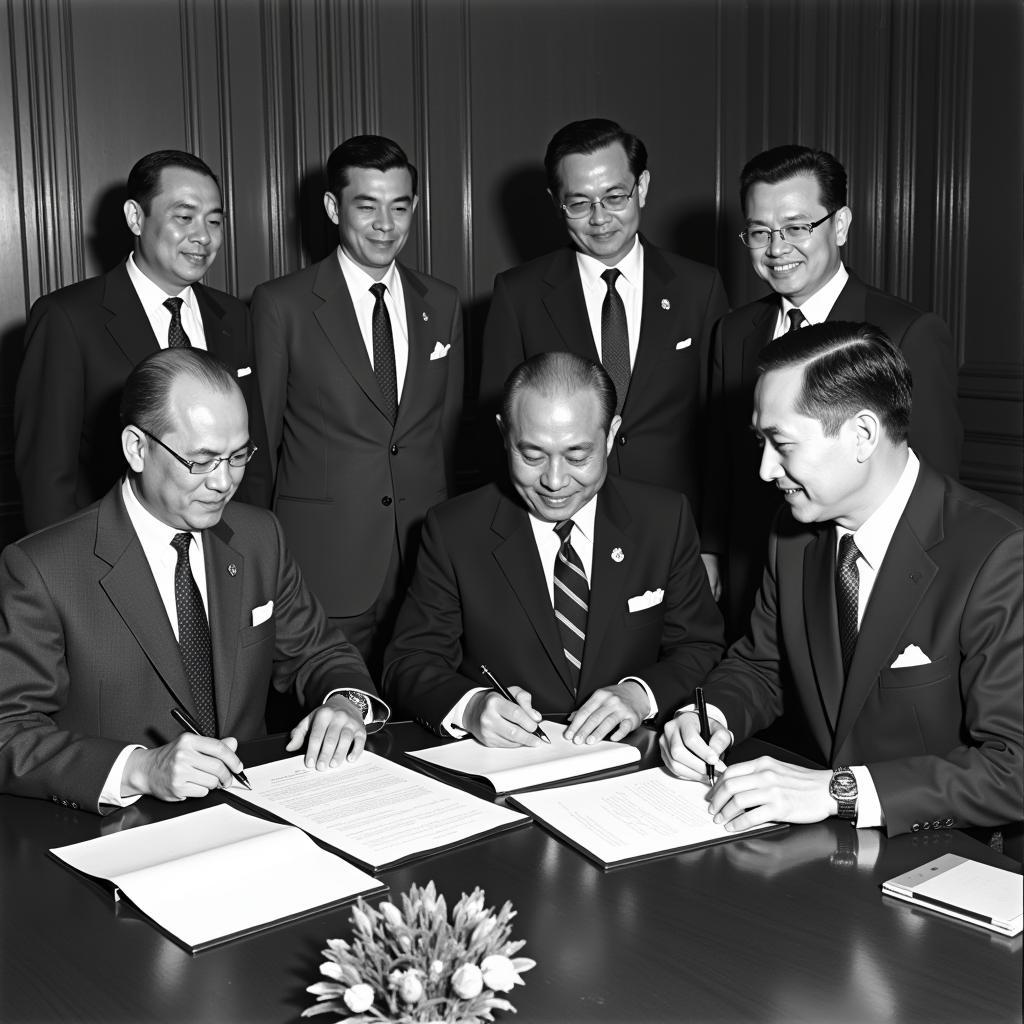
[479, 118, 728, 598]
[703, 145, 963, 642]
[0, 348, 387, 813]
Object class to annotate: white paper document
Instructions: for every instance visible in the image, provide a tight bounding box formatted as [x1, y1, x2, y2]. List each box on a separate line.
[407, 720, 641, 793]
[233, 752, 528, 870]
[511, 767, 785, 868]
[50, 804, 385, 952]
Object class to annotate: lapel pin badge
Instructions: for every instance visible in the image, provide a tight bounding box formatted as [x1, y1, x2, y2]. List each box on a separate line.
[422, 312, 429, 322]
[227, 563, 238, 577]
[611, 547, 624, 563]
[661, 299, 671, 310]
[908, 571, 922, 583]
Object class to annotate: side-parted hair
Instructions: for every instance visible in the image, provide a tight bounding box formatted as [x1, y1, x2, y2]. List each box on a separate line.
[121, 348, 239, 438]
[126, 150, 219, 215]
[757, 322, 912, 444]
[501, 351, 617, 435]
[544, 118, 648, 196]
[739, 145, 847, 213]
[326, 135, 418, 198]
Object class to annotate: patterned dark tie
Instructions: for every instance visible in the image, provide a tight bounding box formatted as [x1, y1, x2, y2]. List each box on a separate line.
[600, 268, 630, 414]
[553, 519, 590, 692]
[369, 282, 398, 423]
[786, 307, 806, 333]
[836, 533, 861, 678]
[171, 532, 217, 736]
[164, 297, 192, 348]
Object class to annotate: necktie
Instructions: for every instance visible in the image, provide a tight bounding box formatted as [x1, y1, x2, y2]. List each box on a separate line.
[164, 297, 192, 348]
[171, 532, 217, 736]
[600, 269, 630, 414]
[786, 307, 806, 333]
[553, 519, 589, 692]
[369, 282, 398, 423]
[836, 533, 861, 677]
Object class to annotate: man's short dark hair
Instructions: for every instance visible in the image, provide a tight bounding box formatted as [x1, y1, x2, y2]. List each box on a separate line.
[739, 145, 847, 213]
[121, 348, 239, 438]
[544, 118, 648, 196]
[501, 351, 617, 435]
[126, 151, 220, 215]
[326, 135, 418, 198]
[757, 321, 912, 444]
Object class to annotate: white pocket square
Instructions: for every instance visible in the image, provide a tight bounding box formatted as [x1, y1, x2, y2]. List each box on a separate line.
[251, 600, 274, 627]
[429, 342, 451, 361]
[236, 366, 252, 378]
[675, 338, 692, 350]
[628, 588, 664, 612]
[891, 643, 931, 668]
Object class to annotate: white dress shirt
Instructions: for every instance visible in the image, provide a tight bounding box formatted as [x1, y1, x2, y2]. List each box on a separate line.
[576, 235, 644, 368]
[126, 254, 208, 350]
[772, 263, 849, 339]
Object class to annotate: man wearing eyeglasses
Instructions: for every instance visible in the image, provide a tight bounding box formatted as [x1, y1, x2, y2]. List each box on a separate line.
[479, 119, 728, 595]
[0, 348, 386, 813]
[704, 145, 962, 639]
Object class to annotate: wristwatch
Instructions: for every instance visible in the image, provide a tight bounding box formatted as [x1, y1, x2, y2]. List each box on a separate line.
[829, 766, 858, 820]
[340, 690, 371, 723]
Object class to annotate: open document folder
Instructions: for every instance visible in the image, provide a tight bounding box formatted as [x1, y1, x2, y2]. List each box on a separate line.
[50, 804, 385, 953]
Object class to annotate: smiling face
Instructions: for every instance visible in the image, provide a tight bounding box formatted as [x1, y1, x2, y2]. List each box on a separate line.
[324, 166, 418, 280]
[125, 167, 224, 295]
[744, 173, 851, 306]
[552, 142, 649, 267]
[500, 386, 620, 523]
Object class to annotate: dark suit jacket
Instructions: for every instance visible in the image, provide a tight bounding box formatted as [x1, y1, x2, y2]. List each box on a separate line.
[382, 477, 724, 733]
[0, 486, 373, 813]
[252, 256, 464, 617]
[478, 241, 729, 515]
[14, 263, 273, 532]
[702, 463, 1023, 836]
[704, 272, 964, 636]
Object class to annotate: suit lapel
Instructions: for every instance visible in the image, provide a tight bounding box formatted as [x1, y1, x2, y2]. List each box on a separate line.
[103, 264, 160, 366]
[395, 264, 437, 432]
[802, 525, 845, 740]
[540, 250, 601, 362]
[193, 283, 235, 358]
[824, 273, 867, 322]
[741, 300, 777, 390]
[490, 493, 576, 700]
[202, 518, 245, 730]
[626, 242, 675, 416]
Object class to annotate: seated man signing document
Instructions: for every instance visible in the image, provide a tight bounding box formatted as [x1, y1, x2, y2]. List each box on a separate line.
[0, 349, 386, 813]
[661, 323, 1023, 836]
[383, 351, 723, 746]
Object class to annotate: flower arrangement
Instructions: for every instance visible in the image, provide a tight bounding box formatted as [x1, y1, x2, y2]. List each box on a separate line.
[303, 881, 536, 1023]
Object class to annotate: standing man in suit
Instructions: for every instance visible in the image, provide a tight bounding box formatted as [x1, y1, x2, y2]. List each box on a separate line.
[384, 352, 723, 746]
[253, 135, 463, 678]
[663, 324, 1021, 836]
[478, 119, 728, 592]
[705, 145, 963, 637]
[0, 348, 386, 813]
[14, 150, 272, 533]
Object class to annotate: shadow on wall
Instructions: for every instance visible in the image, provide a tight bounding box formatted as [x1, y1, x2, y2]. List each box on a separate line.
[299, 168, 336, 268]
[87, 184, 133, 274]
[496, 163, 566, 266]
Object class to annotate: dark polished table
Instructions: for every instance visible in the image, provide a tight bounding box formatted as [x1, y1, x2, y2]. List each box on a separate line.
[1, 723, 1020, 1024]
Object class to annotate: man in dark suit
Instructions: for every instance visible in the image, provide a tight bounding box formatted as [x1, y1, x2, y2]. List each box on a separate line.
[253, 136, 463, 678]
[478, 119, 728, 593]
[14, 150, 272, 533]
[384, 352, 723, 746]
[0, 349, 385, 813]
[705, 145, 963, 637]
[662, 324, 1021, 837]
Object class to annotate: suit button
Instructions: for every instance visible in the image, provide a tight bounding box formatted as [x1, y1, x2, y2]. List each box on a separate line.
[922, 821, 930, 829]
[944, 818, 954, 827]
[932, 819, 942, 829]
[381, 496, 393, 507]
[618, 433, 628, 446]
[911, 822, 920, 832]
[390, 444, 399, 455]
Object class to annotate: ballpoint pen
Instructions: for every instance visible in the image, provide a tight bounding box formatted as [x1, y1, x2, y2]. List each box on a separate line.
[170, 706, 253, 790]
[480, 664, 551, 744]
[694, 686, 716, 784]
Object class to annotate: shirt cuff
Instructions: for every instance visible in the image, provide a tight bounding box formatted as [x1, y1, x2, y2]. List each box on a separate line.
[442, 687, 489, 737]
[675, 702, 728, 730]
[618, 676, 656, 721]
[851, 764, 884, 829]
[100, 745, 146, 809]
[323, 688, 391, 725]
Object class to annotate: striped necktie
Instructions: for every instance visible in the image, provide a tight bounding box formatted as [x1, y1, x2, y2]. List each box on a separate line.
[553, 519, 589, 692]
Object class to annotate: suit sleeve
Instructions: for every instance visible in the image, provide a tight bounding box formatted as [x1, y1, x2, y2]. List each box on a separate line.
[251, 284, 287, 472]
[897, 312, 963, 477]
[867, 530, 1024, 835]
[14, 295, 88, 532]
[441, 292, 466, 495]
[0, 543, 125, 812]
[478, 273, 524, 420]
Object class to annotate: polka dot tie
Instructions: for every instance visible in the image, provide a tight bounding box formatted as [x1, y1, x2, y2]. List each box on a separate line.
[369, 282, 398, 423]
[600, 268, 630, 414]
[171, 532, 217, 735]
[836, 533, 861, 678]
[164, 297, 192, 348]
[553, 519, 589, 694]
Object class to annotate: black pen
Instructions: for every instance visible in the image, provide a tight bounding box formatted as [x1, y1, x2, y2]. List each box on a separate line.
[694, 686, 716, 784]
[170, 706, 253, 790]
[480, 664, 551, 744]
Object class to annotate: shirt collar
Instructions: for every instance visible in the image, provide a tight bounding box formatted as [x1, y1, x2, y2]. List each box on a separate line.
[337, 246, 400, 296]
[527, 492, 599, 545]
[575, 234, 642, 290]
[780, 263, 848, 324]
[121, 476, 201, 554]
[126, 254, 197, 315]
[836, 449, 920, 570]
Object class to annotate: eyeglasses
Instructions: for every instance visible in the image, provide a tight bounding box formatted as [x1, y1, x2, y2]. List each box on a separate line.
[560, 179, 639, 219]
[139, 428, 258, 475]
[738, 211, 836, 249]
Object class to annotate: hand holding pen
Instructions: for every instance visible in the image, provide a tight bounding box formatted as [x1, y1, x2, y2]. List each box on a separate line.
[171, 706, 253, 790]
[480, 665, 551, 745]
[694, 687, 716, 784]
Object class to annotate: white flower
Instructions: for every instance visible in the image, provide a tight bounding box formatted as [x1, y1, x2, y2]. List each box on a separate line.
[343, 983, 375, 1013]
[398, 970, 424, 1004]
[429, 959, 445, 977]
[451, 962, 484, 999]
[481, 954, 521, 992]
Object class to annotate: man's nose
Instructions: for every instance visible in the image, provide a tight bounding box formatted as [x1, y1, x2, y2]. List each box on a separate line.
[759, 444, 782, 482]
[766, 228, 792, 257]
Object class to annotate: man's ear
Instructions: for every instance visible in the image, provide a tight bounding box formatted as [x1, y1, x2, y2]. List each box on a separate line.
[123, 199, 144, 238]
[852, 408, 881, 462]
[122, 424, 147, 473]
[605, 414, 623, 454]
[833, 205, 853, 247]
[323, 191, 340, 225]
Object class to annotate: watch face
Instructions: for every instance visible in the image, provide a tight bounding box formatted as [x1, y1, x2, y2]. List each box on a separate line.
[345, 692, 370, 718]
[830, 770, 857, 799]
